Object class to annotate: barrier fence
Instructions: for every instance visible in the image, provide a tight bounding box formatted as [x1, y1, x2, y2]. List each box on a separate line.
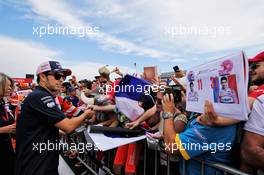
[60, 129, 252, 175]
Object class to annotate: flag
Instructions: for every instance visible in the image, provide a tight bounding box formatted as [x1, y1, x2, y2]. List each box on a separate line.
[115, 74, 151, 121]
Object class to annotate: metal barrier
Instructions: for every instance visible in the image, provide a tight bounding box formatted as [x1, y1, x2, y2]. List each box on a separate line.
[190, 158, 252, 175]
[61, 131, 252, 175]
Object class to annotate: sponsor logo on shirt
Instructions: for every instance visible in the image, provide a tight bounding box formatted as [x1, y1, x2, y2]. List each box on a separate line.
[41, 96, 55, 108]
[41, 96, 53, 101]
[47, 102, 55, 108]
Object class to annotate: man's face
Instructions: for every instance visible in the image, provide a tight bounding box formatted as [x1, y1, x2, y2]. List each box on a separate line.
[70, 90, 76, 96]
[42, 71, 65, 92]
[99, 77, 108, 85]
[60, 86, 66, 93]
[250, 61, 264, 86]
[72, 75, 76, 82]
[221, 79, 228, 89]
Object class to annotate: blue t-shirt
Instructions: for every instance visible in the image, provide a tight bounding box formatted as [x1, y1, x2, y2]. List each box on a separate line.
[65, 95, 79, 107]
[176, 118, 236, 175]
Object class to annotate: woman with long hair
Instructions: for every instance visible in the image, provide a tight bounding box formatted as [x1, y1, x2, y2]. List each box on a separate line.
[0, 72, 15, 175]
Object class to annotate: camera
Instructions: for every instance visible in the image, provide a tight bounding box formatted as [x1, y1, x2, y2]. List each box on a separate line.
[163, 85, 182, 103]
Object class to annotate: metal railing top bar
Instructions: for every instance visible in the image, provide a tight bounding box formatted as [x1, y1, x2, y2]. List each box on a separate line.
[159, 145, 251, 175]
[65, 129, 253, 175]
[193, 158, 252, 175]
[76, 156, 98, 175]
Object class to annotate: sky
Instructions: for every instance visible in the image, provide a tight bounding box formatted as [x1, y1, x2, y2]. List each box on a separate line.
[0, 0, 263, 81]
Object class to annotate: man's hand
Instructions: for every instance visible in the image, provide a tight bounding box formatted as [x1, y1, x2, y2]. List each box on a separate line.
[170, 75, 180, 84]
[84, 109, 94, 118]
[197, 100, 217, 126]
[125, 120, 140, 130]
[86, 104, 95, 109]
[162, 93, 176, 114]
[150, 77, 159, 85]
[113, 67, 123, 76]
[87, 105, 101, 111]
[1, 123, 16, 134]
[170, 74, 176, 80]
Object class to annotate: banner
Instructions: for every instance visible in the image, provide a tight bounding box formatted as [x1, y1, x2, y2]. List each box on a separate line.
[186, 51, 249, 120]
[12, 78, 33, 84]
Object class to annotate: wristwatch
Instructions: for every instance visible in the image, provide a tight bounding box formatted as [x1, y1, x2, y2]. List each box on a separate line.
[162, 112, 174, 119]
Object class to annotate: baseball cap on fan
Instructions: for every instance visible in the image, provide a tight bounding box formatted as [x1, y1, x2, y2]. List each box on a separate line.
[36, 61, 72, 76]
[248, 51, 264, 63]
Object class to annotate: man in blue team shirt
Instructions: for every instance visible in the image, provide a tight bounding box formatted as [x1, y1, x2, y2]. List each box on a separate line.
[162, 94, 236, 175]
[65, 87, 79, 107]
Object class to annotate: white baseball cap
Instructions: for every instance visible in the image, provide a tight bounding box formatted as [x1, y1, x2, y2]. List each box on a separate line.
[36, 61, 72, 76]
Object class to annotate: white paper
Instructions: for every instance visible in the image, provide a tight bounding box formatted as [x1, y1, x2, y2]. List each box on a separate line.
[84, 129, 146, 151]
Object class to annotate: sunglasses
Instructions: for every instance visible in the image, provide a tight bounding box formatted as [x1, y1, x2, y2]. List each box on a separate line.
[250, 62, 263, 70]
[100, 81, 107, 84]
[45, 72, 66, 80]
[250, 63, 258, 70]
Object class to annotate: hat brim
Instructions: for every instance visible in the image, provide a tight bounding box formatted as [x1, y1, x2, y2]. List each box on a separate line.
[62, 69, 72, 76]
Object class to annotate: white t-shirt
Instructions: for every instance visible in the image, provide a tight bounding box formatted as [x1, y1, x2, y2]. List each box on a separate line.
[244, 94, 264, 136]
[188, 91, 198, 101]
[169, 77, 187, 87]
[219, 88, 234, 103]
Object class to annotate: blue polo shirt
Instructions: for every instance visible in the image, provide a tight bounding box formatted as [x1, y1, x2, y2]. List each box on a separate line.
[64, 95, 79, 107]
[176, 118, 236, 175]
[16, 86, 66, 175]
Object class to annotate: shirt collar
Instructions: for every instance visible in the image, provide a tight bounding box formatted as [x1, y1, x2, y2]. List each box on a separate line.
[36, 86, 56, 97]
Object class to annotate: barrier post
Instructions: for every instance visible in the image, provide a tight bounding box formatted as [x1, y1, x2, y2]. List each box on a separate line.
[167, 154, 170, 175]
[154, 149, 158, 175]
[143, 141, 147, 175]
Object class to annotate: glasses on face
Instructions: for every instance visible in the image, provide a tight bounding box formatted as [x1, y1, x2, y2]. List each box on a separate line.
[45, 72, 66, 81]
[100, 81, 107, 84]
[250, 63, 263, 70]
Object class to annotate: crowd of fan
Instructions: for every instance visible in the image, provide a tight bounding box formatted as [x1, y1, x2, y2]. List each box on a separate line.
[0, 51, 264, 175]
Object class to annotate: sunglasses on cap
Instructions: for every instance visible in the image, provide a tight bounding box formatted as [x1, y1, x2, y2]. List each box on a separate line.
[44, 71, 66, 80]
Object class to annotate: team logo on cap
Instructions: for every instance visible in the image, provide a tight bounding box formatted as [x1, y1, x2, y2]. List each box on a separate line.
[55, 62, 62, 69]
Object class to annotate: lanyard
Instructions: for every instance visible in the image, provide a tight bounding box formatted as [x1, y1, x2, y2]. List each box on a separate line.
[1, 97, 14, 121]
[3, 103, 14, 121]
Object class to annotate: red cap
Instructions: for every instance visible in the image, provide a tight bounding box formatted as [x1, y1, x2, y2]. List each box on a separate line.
[248, 51, 264, 63]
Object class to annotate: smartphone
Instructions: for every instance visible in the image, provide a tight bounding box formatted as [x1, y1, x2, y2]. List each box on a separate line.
[173, 65, 180, 72]
[171, 85, 182, 103]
